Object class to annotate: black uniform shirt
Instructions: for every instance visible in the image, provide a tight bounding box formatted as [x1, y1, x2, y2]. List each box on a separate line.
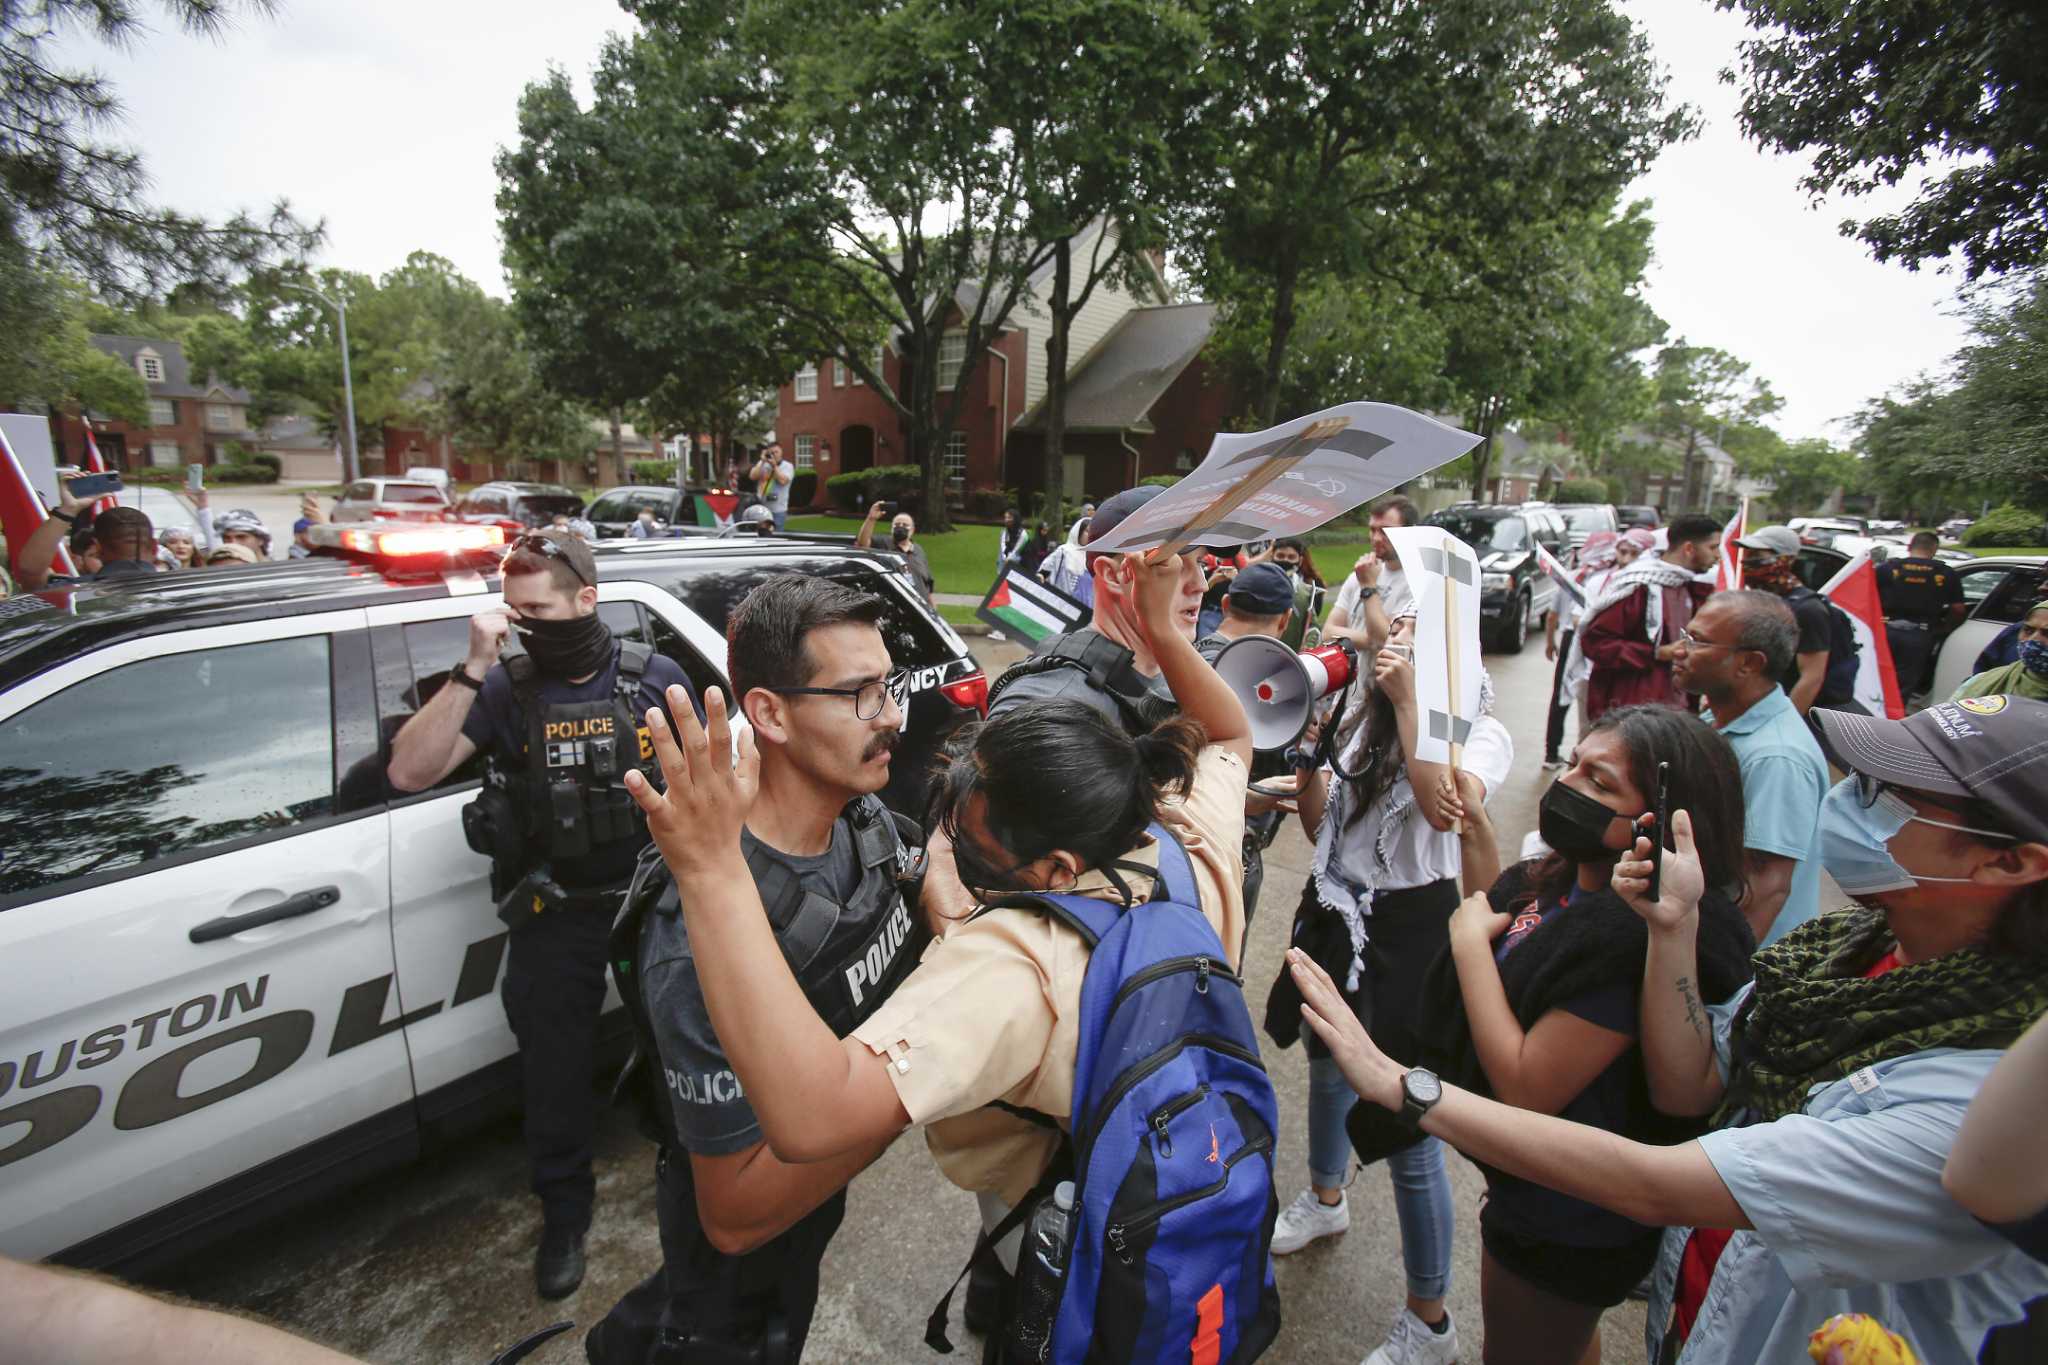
[1876, 556, 1963, 626]
[639, 824, 863, 1155]
[461, 642, 696, 886]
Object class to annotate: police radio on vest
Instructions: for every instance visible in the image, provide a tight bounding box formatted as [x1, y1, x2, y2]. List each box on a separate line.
[1214, 636, 1357, 751]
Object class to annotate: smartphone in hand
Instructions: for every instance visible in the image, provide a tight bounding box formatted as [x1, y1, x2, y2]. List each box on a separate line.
[1642, 760, 1670, 901]
[186, 463, 205, 492]
[66, 471, 122, 500]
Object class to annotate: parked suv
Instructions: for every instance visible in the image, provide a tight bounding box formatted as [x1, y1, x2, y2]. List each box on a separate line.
[448, 481, 586, 533]
[0, 529, 983, 1273]
[328, 477, 453, 523]
[1424, 503, 1569, 652]
[586, 484, 704, 537]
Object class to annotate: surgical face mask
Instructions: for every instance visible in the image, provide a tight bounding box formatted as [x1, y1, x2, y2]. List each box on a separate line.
[1538, 778, 1628, 861]
[2020, 638, 2048, 678]
[1817, 778, 2006, 895]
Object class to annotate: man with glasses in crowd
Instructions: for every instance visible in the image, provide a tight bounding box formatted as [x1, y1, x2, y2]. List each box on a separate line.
[386, 529, 698, 1299]
[1673, 590, 1832, 945]
[589, 574, 936, 1364]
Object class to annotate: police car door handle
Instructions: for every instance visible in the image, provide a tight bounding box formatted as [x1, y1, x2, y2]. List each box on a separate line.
[188, 886, 342, 944]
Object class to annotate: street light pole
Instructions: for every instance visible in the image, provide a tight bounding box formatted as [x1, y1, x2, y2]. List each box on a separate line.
[282, 283, 361, 485]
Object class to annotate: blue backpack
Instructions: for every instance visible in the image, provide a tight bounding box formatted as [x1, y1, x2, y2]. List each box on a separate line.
[941, 822, 1282, 1364]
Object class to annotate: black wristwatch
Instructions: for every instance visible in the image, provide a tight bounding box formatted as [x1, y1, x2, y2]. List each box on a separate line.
[50, 508, 76, 524]
[1398, 1067, 1442, 1128]
[449, 665, 484, 692]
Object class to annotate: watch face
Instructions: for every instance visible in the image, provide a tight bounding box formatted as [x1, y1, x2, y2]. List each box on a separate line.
[1405, 1069, 1442, 1105]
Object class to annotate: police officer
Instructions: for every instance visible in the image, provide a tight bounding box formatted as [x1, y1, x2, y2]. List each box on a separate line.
[987, 485, 1206, 733]
[386, 530, 697, 1299]
[587, 574, 932, 1364]
[1877, 530, 1966, 699]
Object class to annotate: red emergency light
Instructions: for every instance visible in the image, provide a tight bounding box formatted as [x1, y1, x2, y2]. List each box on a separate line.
[322, 524, 506, 558]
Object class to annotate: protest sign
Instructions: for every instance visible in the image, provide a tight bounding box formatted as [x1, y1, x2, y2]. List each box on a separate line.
[977, 567, 1091, 647]
[1082, 402, 1481, 557]
[1535, 543, 1585, 611]
[1383, 525, 1483, 769]
[1821, 552, 1906, 719]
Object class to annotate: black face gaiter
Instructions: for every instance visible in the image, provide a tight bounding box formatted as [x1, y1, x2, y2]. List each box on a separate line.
[1537, 777, 1627, 862]
[519, 611, 613, 678]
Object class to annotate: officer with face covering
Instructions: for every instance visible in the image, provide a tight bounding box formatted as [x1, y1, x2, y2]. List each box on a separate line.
[385, 529, 699, 1299]
[587, 574, 935, 1364]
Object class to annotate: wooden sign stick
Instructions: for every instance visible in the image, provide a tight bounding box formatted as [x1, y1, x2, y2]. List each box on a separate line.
[1443, 556, 1465, 836]
[1143, 416, 1352, 564]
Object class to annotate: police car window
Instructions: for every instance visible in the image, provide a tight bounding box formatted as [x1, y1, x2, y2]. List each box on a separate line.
[641, 607, 729, 709]
[1975, 568, 2043, 624]
[0, 636, 336, 900]
[391, 617, 500, 792]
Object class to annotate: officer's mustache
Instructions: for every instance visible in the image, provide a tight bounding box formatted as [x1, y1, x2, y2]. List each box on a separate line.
[863, 731, 900, 762]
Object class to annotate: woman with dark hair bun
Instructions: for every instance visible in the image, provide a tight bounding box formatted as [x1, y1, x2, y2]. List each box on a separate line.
[1410, 703, 1755, 1365]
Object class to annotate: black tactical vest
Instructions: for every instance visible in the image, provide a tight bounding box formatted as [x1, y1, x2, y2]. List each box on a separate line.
[986, 629, 1180, 736]
[606, 796, 932, 1356]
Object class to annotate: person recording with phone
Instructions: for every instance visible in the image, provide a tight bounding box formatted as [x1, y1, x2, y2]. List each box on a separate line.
[385, 528, 699, 1299]
[14, 472, 156, 590]
[855, 501, 935, 603]
[1292, 695, 2048, 1365]
[1402, 705, 1754, 1365]
[1261, 607, 1512, 1365]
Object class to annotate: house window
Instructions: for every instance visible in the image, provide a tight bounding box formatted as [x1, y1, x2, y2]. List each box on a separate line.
[148, 399, 175, 427]
[936, 334, 967, 390]
[834, 361, 849, 388]
[148, 441, 180, 467]
[205, 403, 236, 432]
[139, 354, 163, 383]
[794, 363, 818, 402]
[793, 434, 815, 470]
[944, 430, 967, 487]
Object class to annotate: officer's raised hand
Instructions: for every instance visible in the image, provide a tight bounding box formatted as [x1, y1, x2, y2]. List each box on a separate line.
[467, 610, 511, 673]
[627, 685, 760, 877]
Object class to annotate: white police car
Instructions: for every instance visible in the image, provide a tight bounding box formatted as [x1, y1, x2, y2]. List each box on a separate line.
[0, 524, 984, 1270]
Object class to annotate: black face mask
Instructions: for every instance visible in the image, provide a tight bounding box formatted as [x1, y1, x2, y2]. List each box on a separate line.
[518, 611, 613, 678]
[1538, 777, 1629, 861]
[892, 526, 911, 546]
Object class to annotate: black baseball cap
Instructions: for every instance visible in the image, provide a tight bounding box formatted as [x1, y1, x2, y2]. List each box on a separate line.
[1226, 562, 1295, 614]
[1083, 485, 1166, 547]
[1814, 697, 2048, 844]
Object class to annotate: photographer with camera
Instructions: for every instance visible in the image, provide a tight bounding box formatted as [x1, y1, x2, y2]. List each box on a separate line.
[385, 529, 698, 1299]
[855, 501, 935, 603]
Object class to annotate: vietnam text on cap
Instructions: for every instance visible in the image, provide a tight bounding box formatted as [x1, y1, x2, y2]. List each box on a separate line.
[1813, 696, 2048, 845]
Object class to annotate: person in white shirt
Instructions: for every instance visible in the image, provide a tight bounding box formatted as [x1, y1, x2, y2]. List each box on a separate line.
[1327, 495, 1418, 654]
[749, 444, 795, 530]
[1269, 608, 1512, 1365]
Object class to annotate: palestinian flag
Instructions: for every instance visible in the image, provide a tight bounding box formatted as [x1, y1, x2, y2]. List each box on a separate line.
[978, 567, 1089, 645]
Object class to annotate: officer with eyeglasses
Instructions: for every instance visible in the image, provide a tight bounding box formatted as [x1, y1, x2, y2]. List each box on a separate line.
[588, 573, 937, 1365]
[386, 529, 700, 1299]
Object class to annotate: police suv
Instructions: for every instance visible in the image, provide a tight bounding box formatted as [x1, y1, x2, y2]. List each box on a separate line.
[0, 525, 986, 1270]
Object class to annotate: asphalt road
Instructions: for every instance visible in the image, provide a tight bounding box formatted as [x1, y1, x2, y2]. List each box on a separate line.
[150, 632, 1658, 1365]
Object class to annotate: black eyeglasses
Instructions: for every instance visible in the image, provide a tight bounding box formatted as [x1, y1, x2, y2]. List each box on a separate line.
[1853, 772, 2019, 840]
[772, 668, 910, 720]
[1676, 628, 1740, 652]
[506, 533, 593, 587]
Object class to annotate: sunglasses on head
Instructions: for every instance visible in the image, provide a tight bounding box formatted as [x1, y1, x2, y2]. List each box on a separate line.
[506, 533, 593, 587]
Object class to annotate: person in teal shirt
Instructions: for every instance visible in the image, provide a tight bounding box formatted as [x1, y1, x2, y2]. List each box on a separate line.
[1673, 591, 1830, 945]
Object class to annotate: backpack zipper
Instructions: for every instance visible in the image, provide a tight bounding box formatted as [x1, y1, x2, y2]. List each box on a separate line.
[1106, 954, 1240, 1017]
[1083, 1033, 1266, 1144]
[1147, 1084, 1209, 1159]
[1105, 1133, 1275, 1264]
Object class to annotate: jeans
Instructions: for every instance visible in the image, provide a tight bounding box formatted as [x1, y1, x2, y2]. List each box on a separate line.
[770, 506, 788, 531]
[1309, 1056, 1454, 1301]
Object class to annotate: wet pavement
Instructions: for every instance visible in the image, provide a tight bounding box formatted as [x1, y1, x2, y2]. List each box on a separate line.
[150, 633, 1657, 1364]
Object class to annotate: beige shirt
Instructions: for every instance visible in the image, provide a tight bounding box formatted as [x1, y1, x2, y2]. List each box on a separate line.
[852, 745, 1249, 1205]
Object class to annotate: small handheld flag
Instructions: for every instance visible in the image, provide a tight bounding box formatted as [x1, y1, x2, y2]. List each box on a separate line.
[1535, 543, 1585, 610]
[1714, 500, 1747, 592]
[977, 568, 1091, 647]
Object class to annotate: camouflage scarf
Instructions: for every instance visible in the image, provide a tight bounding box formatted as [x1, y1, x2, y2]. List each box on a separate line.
[1722, 906, 2048, 1125]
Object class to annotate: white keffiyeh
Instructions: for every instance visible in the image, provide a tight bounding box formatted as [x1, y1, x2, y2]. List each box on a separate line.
[1562, 557, 1696, 705]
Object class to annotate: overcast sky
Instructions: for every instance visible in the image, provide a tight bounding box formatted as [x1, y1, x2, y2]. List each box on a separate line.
[60, 0, 1974, 444]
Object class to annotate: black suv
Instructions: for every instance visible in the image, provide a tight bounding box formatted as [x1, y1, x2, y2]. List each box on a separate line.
[448, 481, 587, 532]
[584, 484, 716, 538]
[1423, 503, 1570, 652]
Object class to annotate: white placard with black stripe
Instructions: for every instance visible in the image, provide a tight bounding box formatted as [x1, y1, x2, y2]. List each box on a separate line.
[1382, 525, 1483, 766]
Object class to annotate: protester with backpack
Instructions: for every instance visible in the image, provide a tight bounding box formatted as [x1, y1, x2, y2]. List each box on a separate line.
[1262, 606, 1513, 1365]
[1735, 525, 1861, 715]
[624, 549, 1280, 1363]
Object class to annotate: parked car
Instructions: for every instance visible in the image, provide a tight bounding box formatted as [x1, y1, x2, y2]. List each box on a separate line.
[1423, 503, 1569, 652]
[328, 477, 453, 523]
[0, 528, 983, 1273]
[1614, 504, 1660, 530]
[402, 466, 452, 494]
[447, 481, 586, 534]
[1939, 518, 1974, 542]
[1789, 518, 1866, 547]
[584, 484, 735, 538]
[1553, 503, 1618, 556]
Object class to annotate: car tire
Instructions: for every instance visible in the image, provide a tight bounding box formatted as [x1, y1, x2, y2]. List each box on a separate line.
[1499, 591, 1530, 655]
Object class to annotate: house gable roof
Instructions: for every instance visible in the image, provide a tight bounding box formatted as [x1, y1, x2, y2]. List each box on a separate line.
[91, 333, 252, 404]
[1015, 302, 1217, 435]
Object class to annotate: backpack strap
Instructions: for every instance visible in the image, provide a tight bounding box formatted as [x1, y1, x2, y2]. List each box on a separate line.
[1146, 820, 1199, 906]
[924, 1144, 1074, 1355]
[988, 631, 1164, 736]
[613, 638, 653, 697]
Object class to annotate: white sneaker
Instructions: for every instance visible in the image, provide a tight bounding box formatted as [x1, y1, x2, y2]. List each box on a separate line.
[1362, 1308, 1460, 1365]
[1270, 1187, 1348, 1255]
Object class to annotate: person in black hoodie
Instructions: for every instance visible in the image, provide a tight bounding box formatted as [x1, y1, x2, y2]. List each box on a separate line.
[1407, 704, 1754, 1365]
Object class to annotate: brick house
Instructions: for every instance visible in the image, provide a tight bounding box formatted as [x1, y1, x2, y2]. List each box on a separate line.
[772, 219, 1238, 512]
[59, 335, 257, 472]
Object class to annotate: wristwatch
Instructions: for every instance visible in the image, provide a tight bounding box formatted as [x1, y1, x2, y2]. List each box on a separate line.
[449, 665, 484, 692]
[1356, 585, 1379, 600]
[1398, 1067, 1442, 1128]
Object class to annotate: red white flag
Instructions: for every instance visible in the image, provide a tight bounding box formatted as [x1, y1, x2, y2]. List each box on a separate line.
[1714, 498, 1746, 592]
[0, 423, 75, 582]
[1820, 552, 1905, 720]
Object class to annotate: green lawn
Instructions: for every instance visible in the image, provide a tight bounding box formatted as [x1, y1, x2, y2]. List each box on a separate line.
[1963, 546, 2048, 557]
[787, 514, 1006, 598]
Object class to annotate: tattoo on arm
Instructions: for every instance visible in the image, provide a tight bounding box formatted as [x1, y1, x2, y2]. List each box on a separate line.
[1676, 976, 1708, 1045]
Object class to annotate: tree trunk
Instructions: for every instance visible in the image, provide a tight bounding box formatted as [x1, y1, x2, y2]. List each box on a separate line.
[1044, 236, 1073, 526]
[608, 407, 627, 487]
[1256, 244, 1302, 428]
[1467, 396, 1502, 501]
[1678, 430, 1701, 511]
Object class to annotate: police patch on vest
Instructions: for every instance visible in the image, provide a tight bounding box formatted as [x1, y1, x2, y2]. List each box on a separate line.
[843, 894, 915, 1011]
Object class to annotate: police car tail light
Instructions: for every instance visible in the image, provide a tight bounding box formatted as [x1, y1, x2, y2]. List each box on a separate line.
[939, 671, 988, 716]
[336, 524, 507, 556]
